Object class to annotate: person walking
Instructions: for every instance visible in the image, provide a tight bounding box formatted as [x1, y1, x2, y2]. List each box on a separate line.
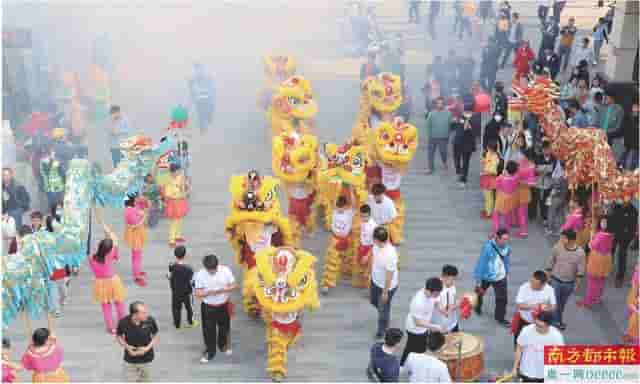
[400, 277, 444, 367]
[165, 163, 189, 248]
[601, 91, 625, 145]
[609, 199, 638, 287]
[367, 328, 403, 382]
[21, 328, 69, 382]
[537, 0, 551, 25]
[473, 228, 512, 327]
[2, 167, 30, 228]
[189, 63, 216, 132]
[452, 110, 476, 188]
[513, 41, 535, 80]
[557, 17, 577, 72]
[89, 226, 127, 334]
[108, 105, 131, 168]
[404, 331, 451, 383]
[577, 217, 614, 308]
[168, 245, 198, 329]
[193, 254, 238, 363]
[592, 18, 609, 64]
[538, 16, 559, 59]
[552, 0, 566, 23]
[544, 229, 585, 330]
[620, 100, 639, 170]
[39, 147, 66, 209]
[124, 194, 148, 287]
[513, 271, 557, 343]
[424, 97, 452, 175]
[480, 42, 499, 92]
[116, 301, 160, 382]
[370, 227, 399, 340]
[499, 12, 523, 69]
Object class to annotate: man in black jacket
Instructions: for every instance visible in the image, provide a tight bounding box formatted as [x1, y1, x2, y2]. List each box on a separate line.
[539, 48, 561, 80]
[619, 101, 639, 170]
[453, 110, 476, 188]
[480, 42, 499, 91]
[610, 200, 638, 287]
[539, 17, 560, 59]
[2, 167, 30, 228]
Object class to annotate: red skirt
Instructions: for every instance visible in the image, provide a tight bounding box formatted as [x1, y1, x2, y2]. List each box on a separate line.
[165, 198, 189, 219]
[288, 192, 315, 225]
[357, 244, 373, 264]
[272, 319, 301, 336]
[479, 175, 496, 190]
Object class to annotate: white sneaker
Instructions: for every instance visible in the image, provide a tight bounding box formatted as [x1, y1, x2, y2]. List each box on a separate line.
[200, 353, 211, 363]
[225, 349, 233, 356]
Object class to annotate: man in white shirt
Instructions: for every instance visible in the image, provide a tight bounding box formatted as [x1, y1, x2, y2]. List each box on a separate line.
[512, 311, 564, 382]
[433, 265, 460, 334]
[370, 226, 399, 340]
[322, 195, 354, 294]
[514, 270, 557, 345]
[354, 204, 377, 288]
[400, 277, 444, 367]
[404, 331, 452, 383]
[193, 254, 238, 363]
[368, 183, 399, 244]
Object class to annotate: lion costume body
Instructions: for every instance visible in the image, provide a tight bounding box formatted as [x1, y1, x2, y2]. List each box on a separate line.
[272, 131, 319, 245]
[224, 174, 293, 317]
[254, 246, 320, 381]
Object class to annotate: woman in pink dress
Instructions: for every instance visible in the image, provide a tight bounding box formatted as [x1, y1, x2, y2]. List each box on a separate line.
[493, 160, 520, 232]
[21, 328, 69, 383]
[124, 194, 147, 286]
[2, 338, 22, 383]
[514, 150, 537, 238]
[89, 226, 127, 334]
[578, 217, 614, 308]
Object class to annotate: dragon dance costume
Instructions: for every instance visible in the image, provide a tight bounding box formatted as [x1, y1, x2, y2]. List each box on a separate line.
[253, 246, 319, 381]
[224, 173, 293, 317]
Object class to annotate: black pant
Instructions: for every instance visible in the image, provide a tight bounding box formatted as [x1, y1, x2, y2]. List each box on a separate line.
[172, 294, 194, 328]
[400, 331, 428, 366]
[537, 6, 549, 23]
[201, 302, 231, 357]
[552, 1, 565, 23]
[613, 237, 633, 279]
[476, 278, 508, 322]
[454, 147, 472, 183]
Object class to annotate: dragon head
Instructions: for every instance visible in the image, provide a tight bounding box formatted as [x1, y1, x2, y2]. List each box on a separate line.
[320, 141, 366, 189]
[368, 72, 403, 114]
[272, 132, 318, 183]
[229, 172, 282, 220]
[254, 246, 319, 313]
[375, 118, 419, 167]
[271, 76, 318, 121]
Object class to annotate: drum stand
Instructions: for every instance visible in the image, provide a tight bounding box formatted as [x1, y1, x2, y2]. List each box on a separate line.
[455, 338, 463, 381]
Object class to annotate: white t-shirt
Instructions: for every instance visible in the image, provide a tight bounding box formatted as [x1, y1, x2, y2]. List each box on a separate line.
[2, 216, 16, 239]
[368, 195, 398, 225]
[371, 242, 399, 290]
[432, 285, 458, 332]
[248, 224, 277, 253]
[516, 282, 557, 323]
[331, 209, 354, 238]
[517, 324, 565, 379]
[380, 164, 403, 191]
[405, 353, 452, 383]
[288, 182, 311, 199]
[492, 251, 507, 282]
[193, 265, 236, 305]
[360, 218, 377, 246]
[405, 289, 438, 334]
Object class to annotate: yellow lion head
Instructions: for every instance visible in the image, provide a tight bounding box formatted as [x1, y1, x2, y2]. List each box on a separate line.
[375, 118, 419, 167]
[272, 132, 318, 183]
[320, 142, 366, 189]
[229, 173, 282, 219]
[271, 76, 318, 121]
[254, 246, 320, 313]
[368, 72, 403, 113]
[264, 55, 296, 81]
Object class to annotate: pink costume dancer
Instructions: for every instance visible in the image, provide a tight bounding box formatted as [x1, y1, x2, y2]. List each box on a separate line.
[514, 158, 537, 238]
[89, 240, 127, 334]
[493, 172, 519, 233]
[579, 230, 614, 307]
[124, 196, 148, 286]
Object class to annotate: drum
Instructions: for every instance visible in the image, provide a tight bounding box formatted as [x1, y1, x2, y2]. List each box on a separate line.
[438, 332, 484, 382]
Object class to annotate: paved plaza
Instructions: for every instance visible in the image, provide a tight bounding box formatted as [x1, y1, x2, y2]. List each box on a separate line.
[2, 1, 636, 381]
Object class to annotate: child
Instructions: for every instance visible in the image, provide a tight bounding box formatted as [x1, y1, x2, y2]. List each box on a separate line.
[321, 191, 355, 295]
[168, 245, 198, 329]
[142, 174, 163, 228]
[21, 328, 69, 382]
[2, 338, 22, 383]
[433, 264, 460, 334]
[514, 150, 537, 238]
[578, 217, 613, 308]
[165, 163, 189, 247]
[480, 141, 499, 219]
[353, 204, 377, 289]
[493, 160, 519, 233]
[124, 193, 147, 286]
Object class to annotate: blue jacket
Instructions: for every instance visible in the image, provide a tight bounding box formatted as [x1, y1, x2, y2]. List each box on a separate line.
[473, 239, 511, 282]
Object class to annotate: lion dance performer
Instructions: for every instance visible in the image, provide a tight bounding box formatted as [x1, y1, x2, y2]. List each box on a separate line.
[317, 141, 369, 288]
[351, 72, 403, 187]
[224, 170, 293, 318]
[269, 75, 318, 137]
[253, 246, 320, 381]
[272, 131, 319, 245]
[259, 55, 296, 111]
[371, 118, 418, 245]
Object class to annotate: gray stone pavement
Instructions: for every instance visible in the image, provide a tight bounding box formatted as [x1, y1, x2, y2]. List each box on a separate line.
[2, 1, 636, 382]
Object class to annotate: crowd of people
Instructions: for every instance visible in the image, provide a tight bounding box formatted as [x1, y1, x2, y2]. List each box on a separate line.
[2, 1, 639, 383]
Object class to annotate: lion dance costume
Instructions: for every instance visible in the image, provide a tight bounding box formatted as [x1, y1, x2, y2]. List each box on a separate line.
[272, 131, 319, 245]
[224, 173, 293, 317]
[254, 246, 320, 381]
[260, 55, 296, 111]
[317, 141, 369, 288]
[269, 75, 318, 137]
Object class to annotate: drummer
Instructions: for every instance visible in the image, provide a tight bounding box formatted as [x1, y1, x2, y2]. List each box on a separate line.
[432, 265, 460, 334]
